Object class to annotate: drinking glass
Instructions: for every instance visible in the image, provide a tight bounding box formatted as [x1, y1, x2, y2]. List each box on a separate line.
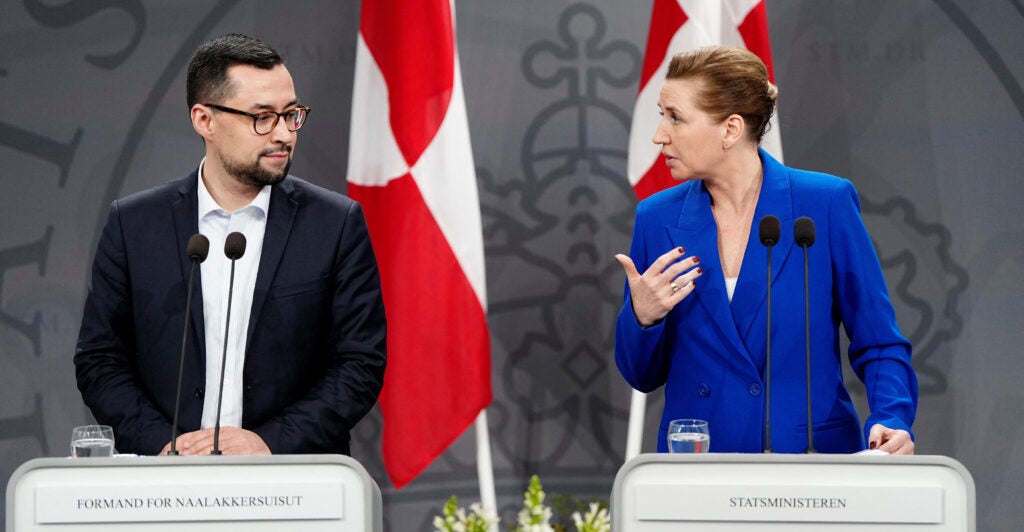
[71, 425, 115, 457]
[667, 419, 709, 453]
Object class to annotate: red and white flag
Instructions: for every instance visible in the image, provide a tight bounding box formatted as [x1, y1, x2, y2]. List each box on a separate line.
[347, 0, 492, 488]
[628, 0, 782, 200]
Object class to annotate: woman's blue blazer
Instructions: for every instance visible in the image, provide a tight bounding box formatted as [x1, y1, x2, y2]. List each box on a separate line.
[615, 149, 918, 453]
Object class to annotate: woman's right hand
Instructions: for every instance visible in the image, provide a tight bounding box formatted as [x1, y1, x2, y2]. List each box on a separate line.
[615, 247, 703, 327]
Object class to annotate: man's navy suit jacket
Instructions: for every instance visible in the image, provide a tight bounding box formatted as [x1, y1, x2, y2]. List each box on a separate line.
[75, 171, 387, 455]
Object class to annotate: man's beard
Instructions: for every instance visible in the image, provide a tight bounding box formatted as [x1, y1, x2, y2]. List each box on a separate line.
[220, 147, 291, 187]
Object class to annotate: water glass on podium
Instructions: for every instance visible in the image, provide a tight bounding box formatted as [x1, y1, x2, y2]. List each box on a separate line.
[71, 425, 115, 457]
[667, 419, 709, 453]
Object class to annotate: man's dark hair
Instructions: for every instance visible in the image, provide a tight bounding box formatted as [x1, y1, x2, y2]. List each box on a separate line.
[186, 33, 284, 108]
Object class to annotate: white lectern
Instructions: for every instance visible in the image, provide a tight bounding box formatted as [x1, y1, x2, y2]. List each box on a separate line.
[612, 453, 975, 531]
[6, 454, 382, 531]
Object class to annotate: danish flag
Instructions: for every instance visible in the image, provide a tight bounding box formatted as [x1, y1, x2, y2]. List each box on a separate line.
[347, 0, 492, 488]
[628, 0, 783, 200]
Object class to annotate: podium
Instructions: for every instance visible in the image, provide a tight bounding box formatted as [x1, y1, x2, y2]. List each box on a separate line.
[612, 453, 975, 531]
[6, 454, 382, 531]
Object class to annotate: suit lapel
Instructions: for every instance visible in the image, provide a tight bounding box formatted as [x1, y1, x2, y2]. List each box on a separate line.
[171, 172, 206, 363]
[246, 177, 298, 349]
[730, 150, 797, 343]
[664, 184, 752, 366]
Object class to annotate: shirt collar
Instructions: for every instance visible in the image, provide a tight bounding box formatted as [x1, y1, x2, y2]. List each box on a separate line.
[197, 158, 272, 218]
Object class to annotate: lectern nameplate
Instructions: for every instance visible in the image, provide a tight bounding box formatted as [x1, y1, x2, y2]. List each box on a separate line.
[612, 454, 975, 531]
[7, 455, 382, 531]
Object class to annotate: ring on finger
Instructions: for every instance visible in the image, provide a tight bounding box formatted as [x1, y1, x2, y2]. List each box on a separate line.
[670, 281, 681, 293]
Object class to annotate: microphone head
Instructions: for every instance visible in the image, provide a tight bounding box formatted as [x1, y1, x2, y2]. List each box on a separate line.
[224, 232, 247, 260]
[794, 216, 816, 247]
[759, 215, 781, 246]
[186, 234, 210, 263]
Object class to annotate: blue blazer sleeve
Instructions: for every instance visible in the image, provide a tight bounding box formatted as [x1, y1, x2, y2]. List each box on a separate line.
[614, 199, 671, 393]
[828, 180, 918, 437]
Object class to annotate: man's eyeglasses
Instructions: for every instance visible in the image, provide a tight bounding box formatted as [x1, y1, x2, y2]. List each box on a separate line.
[204, 103, 311, 135]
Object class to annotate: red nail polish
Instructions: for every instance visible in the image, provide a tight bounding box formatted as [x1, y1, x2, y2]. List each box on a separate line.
[678, 247, 685, 254]
[693, 256, 700, 263]
[697, 267, 703, 274]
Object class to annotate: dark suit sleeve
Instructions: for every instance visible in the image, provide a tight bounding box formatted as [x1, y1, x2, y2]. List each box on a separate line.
[74, 201, 174, 455]
[252, 200, 387, 454]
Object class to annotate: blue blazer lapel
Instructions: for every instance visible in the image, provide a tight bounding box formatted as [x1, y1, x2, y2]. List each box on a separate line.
[246, 176, 299, 349]
[664, 183, 751, 363]
[730, 149, 797, 343]
[171, 172, 206, 364]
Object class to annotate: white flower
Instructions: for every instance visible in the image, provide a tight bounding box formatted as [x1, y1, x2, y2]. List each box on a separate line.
[433, 496, 499, 532]
[515, 525, 554, 532]
[571, 502, 611, 532]
[469, 502, 499, 524]
[435, 475, 608, 532]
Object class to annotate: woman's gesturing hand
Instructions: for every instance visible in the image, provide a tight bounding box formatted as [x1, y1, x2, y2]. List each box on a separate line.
[615, 247, 703, 328]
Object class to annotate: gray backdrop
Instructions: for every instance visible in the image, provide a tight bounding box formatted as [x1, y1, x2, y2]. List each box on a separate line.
[1, 0, 1021, 530]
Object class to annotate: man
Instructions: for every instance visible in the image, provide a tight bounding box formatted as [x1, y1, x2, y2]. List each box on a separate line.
[74, 33, 386, 456]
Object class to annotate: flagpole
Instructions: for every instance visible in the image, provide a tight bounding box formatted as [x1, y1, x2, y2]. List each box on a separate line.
[475, 410, 498, 532]
[625, 389, 646, 461]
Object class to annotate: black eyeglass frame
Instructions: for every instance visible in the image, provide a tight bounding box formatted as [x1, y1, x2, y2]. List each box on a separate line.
[203, 103, 311, 135]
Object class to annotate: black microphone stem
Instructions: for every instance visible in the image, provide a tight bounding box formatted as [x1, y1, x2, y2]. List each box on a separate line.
[211, 259, 236, 456]
[168, 234, 208, 455]
[803, 243, 815, 453]
[758, 215, 779, 454]
[795, 216, 817, 453]
[168, 260, 198, 456]
[764, 243, 773, 454]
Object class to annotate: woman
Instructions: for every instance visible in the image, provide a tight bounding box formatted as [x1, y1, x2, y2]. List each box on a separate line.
[614, 46, 917, 455]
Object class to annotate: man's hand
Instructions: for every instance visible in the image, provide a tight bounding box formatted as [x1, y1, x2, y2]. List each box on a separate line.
[159, 427, 271, 456]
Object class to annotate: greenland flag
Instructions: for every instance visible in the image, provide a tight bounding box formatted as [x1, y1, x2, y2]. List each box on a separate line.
[347, 0, 492, 488]
[628, 0, 783, 200]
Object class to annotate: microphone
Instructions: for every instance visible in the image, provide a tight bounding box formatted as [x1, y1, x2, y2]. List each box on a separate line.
[168, 234, 209, 456]
[794, 216, 817, 453]
[759, 215, 781, 247]
[211, 231, 246, 455]
[758, 215, 780, 453]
